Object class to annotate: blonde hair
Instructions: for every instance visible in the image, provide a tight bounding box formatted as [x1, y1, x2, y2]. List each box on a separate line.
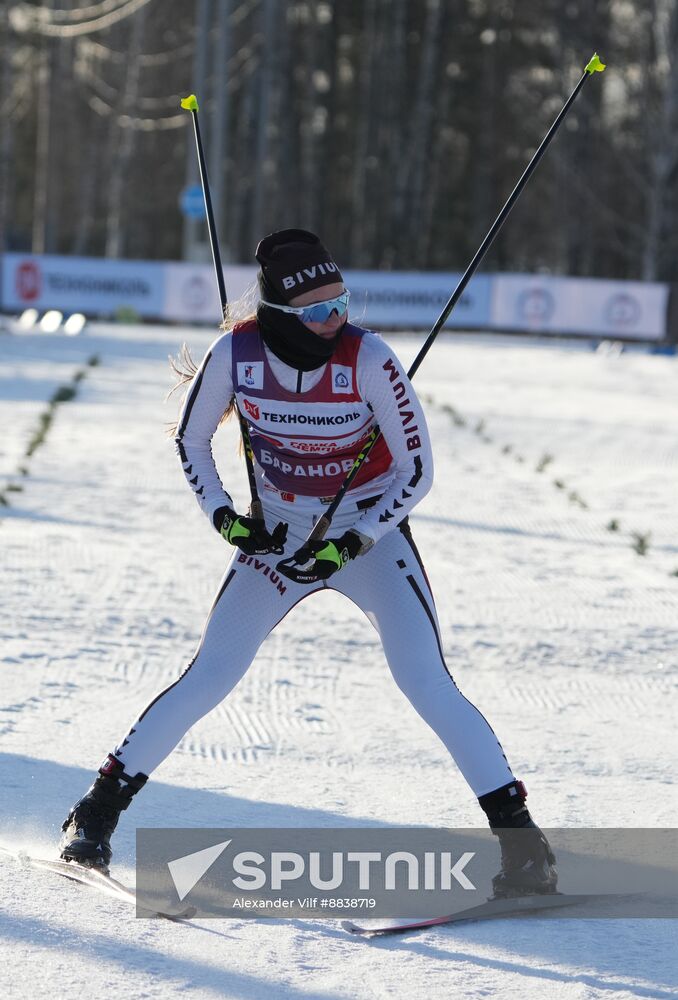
[167, 282, 259, 437]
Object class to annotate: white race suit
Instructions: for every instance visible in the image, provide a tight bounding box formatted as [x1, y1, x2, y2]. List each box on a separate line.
[111, 322, 515, 797]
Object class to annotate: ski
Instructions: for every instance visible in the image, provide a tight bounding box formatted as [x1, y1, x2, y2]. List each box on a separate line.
[341, 892, 608, 937]
[1, 847, 195, 921]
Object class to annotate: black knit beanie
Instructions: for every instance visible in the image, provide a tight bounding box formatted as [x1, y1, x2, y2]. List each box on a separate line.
[255, 229, 346, 371]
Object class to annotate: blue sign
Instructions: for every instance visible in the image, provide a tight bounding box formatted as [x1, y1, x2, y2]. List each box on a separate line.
[180, 184, 206, 219]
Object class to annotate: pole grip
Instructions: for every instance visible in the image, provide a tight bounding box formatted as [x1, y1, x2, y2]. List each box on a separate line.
[308, 516, 331, 542]
[249, 498, 264, 521]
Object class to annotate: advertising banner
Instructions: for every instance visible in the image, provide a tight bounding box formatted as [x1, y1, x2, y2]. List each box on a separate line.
[1, 254, 669, 342]
[490, 274, 669, 341]
[1, 253, 165, 317]
[162, 266, 492, 329]
[344, 270, 492, 329]
[163, 263, 257, 325]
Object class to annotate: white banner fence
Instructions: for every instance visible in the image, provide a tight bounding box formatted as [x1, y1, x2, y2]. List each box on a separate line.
[1, 253, 673, 343]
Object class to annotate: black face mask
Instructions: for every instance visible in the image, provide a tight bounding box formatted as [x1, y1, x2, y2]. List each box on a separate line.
[256, 305, 344, 371]
[256, 273, 345, 371]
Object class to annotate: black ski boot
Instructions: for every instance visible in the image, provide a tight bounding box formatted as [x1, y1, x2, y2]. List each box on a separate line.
[60, 754, 148, 872]
[479, 779, 558, 898]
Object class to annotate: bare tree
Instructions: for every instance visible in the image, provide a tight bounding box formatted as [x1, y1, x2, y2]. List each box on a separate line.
[3, 0, 677, 282]
[0, 17, 16, 255]
[642, 0, 678, 279]
[32, 1, 54, 254]
[105, 3, 147, 257]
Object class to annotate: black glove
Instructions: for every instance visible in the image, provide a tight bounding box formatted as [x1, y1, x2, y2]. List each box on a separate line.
[213, 506, 288, 556]
[280, 529, 368, 584]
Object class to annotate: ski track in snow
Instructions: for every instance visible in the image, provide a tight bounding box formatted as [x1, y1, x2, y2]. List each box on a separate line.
[1, 324, 676, 999]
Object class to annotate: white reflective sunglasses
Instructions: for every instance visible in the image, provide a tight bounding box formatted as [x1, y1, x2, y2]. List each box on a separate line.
[260, 290, 350, 324]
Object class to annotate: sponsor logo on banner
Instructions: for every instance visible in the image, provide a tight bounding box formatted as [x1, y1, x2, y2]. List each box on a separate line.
[331, 364, 353, 393]
[604, 293, 641, 329]
[516, 287, 555, 324]
[4, 252, 164, 316]
[182, 274, 211, 311]
[243, 398, 260, 420]
[237, 362, 263, 390]
[16, 260, 41, 301]
[344, 270, 493, 328]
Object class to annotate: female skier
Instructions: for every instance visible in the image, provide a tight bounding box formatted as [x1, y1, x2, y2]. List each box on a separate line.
[59, 229, 556, 899]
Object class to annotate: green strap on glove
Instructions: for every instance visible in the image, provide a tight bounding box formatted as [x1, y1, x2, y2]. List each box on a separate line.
[220, 512, 251, 544]
[312, 540, 349, 571]
[214, 506, 288, 556]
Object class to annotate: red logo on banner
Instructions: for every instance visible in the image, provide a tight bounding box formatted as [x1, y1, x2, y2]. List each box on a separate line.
[243, 398, 260, 420]
[16, 260, 41, 302]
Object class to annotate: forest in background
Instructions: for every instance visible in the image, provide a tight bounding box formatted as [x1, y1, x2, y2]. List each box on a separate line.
[1, 0, 677, 281]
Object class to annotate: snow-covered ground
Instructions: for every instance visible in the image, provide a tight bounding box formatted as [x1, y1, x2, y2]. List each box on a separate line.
[1, 322, 676, 999]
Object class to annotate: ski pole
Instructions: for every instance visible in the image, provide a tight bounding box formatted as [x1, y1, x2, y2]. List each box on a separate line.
[277, 53, 606, 578]
[180, 95, 270, 530]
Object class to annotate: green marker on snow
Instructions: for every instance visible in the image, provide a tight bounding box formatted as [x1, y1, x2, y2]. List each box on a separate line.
[585, 53, 606, 74]
[181, 94, 199, 111]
